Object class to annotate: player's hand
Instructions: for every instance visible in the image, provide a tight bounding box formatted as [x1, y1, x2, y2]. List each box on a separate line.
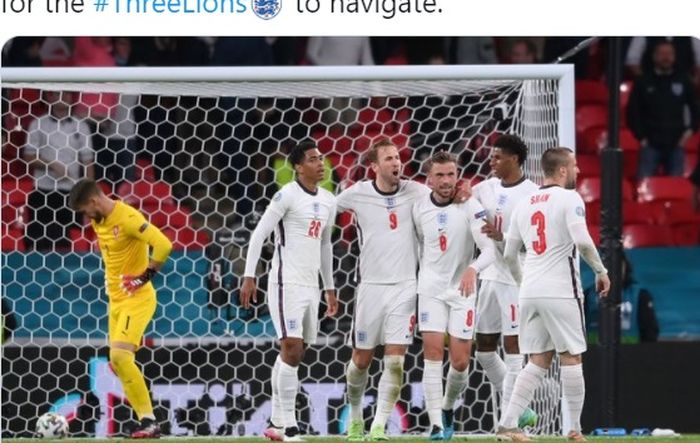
[481, 220, 504, 241]
[239, 277, 257, 309]
[596, 273, 611, 297]
[324, 290, 338, 318]
[120, 268, 156, 295]
[459, 267, 478, 297]
[454, 180, 472, 203]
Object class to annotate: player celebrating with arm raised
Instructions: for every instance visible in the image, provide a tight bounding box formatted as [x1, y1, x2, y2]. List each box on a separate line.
[69, 179, 173, 439]
[496, 148, 610, 442]
[471, 135, 539, 427]
[412, 152, 496, 441]
[240, 141, 338, 442]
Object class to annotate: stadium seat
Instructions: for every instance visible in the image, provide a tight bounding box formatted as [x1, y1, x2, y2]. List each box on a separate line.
[69, 227, 98, 253]
[577, 154, 600, 178]
[623, 225, 674, 248]
[576, 105, 608, 136]
[116, 180, 174, 207]
[578, 126, 606, 154]
[654, 200, 700, 226]
[623, 201, 654, 225]
[585, 201, 600, 225]
[144, 203, 190, 229]
[685, 152, 697, 178]
[619, 81, 633, 127]
[619, 128, 641, 151]
[684, 130, 699, 152]
[575, 80, 608, 106]
[577, 177, 634, 203]
[326, 153, 358, 181]
[1, 224, 25, 252]
[673, 223, 700, 246]
[637, 177, 694, 203]
[164, 227, 208, 251]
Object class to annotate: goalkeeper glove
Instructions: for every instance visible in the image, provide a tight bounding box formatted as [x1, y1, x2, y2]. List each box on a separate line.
[121, 267, 157, 295]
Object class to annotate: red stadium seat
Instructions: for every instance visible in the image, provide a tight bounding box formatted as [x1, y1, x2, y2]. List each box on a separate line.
[623, 225, 674, 248]
[578, 177, 633, 204]
[577, 154, 600, 178]
[585, 201, 600, 225]
[575, 80, 608, 106]
[144, 203, 190, 229]
[578, 126, 606, 155]
[637, 177, 694, 202]
[685, 152, 697, 178]
[619, 81, 633, 127]
[673, 224, 700, 246]
[619, 128, 641, 152]
[684, 130, 699, 152]
[654, 200, 700, 226]
[576, 105, 608, 136]
[1, 224, 25, 252]
[165, 227, 208, 250]
[622, 201, 654, 225]
[116, 180, 174, 207]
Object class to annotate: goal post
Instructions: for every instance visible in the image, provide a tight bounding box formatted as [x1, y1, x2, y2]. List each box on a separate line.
[1, 64, 575, 438]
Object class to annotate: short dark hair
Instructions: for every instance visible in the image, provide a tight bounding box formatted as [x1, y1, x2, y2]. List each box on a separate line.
[541, 147, 573, 177]
[493, 134, 528, 166]
[426, 150, 457, 171]
[511, 38, 537, 56]
[289, 140, 318, 167]
[68, 179, 102, 210]
[367, 138, 396, 164]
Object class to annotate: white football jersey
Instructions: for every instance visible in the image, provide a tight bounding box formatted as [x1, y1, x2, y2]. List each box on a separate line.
[473, 176, 539, 285]
[413, 194, 488, 295]
[507, 185, 588, 299]
[245, 181, 337, 287]
[337, 180, 430, 284]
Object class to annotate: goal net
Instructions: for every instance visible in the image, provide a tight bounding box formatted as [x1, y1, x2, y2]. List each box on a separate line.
[1, 65, 574, 438]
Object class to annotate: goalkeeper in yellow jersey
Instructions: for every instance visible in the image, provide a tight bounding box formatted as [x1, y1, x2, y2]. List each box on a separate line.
[69, 179, 172, 439]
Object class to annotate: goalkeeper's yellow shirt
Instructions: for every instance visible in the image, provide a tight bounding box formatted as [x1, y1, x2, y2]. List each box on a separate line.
[92, 201, 173, 302]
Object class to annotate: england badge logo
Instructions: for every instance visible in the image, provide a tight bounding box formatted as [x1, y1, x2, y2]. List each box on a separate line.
[252, 0, 280, 19]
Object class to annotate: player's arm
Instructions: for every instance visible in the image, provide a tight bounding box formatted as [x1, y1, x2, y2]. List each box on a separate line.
[566, 195, 610, 297]
[320, 205, 338, 317]
[460, 200, 496, 296]
[503, 210, 524, 285]
[120, 214, 174, 294]
[240, 191, 287, 308]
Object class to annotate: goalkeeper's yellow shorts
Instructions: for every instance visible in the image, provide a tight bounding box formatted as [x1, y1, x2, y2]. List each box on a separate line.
[108, 291, 157, 348]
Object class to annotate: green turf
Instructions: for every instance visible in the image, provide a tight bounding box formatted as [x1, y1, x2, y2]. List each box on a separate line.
[17, 436, 700, 443]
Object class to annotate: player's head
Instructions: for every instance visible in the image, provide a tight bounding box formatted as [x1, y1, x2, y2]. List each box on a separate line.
[652, 40, 675, 73]
[368, 139, 401, 187]
[69, 179, 108, 221]
[426, 151, 458, 200]
[490, 134, 528, 179]
[541, 147, 578, 189]
[289, 140, 324, 184]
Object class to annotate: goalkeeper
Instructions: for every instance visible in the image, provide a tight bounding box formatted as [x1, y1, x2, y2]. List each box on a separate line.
[69, 179, 172, 439]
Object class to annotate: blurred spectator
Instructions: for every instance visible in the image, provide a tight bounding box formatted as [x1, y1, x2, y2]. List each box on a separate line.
[113, 37, 133, 66]
[22, 90, 94, 251]
[211, 37, 273, 66]
[268, 37, 302, 65]
[446, 37, 497, 64]
[2, 37, 44, 67]
[626, 37, 700, 84]
[306, 37, 374, 65]
[39, 37, 72, 66]
[627, 41, 699, 178]
[405, 37, 445, 64]
[543, 37, 591, 79]
[508, 38, 538, 64]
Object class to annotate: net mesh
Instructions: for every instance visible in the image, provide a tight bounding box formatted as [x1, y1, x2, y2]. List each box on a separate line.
[1, 72, 563, 438]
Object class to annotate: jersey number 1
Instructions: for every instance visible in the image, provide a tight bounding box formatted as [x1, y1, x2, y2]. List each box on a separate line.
[531, 211, 547, 254]
[307, 220, 321, 239]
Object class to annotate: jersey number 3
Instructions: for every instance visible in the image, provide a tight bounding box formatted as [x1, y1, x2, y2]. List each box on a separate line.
[307, 220, 322, 239]
[530, 211, 547, 254]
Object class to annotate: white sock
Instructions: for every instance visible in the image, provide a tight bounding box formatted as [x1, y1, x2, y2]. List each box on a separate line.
[442, 365, 469, 411]
[500, 362, 546, 429]
[561, 364, 585, 432]
[278, 360, 299, 429]
[475, 351, 506, 394]
[422, 359, 444, 428]
[270, 356, 283, 427]
[503, 354, 524, 413]
[370, 355, 404, 429]
[346, 359, 369, 422]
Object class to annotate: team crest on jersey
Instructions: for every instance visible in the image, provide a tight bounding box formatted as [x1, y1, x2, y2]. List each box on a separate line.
[385, 197, 396, 209]
[420, 311, 429, 323]
[357, 331, 367, 343]
[252, 0, 281, 19]
[671, 82, 684, 96]
[475, 210, 487, 220]
[497, 194, 508, 206]
[576, 206, 585, 217]
[437, 211, 448, 228]
[287, 319, 297, 331]
[313, 202, 320, 216]
[273, 191, 282, 201]
[113, 226, 120, 239]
